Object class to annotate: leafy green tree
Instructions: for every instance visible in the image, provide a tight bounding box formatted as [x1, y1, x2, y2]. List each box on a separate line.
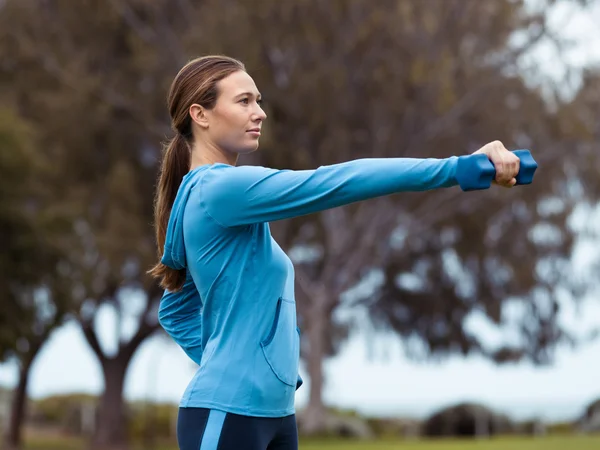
[0, 2, 177, 448]
[0, 109, 73, 450]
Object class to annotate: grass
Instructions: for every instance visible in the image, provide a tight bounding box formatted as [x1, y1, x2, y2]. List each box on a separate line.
[300, 435, 600, 449]
[22, 434, 600, 450]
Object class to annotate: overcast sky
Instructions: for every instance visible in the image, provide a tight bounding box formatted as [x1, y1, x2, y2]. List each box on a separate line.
[1, 0, 600, 423]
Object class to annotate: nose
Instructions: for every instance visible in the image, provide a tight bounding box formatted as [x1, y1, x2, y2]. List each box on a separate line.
[254, 103, 267, 121]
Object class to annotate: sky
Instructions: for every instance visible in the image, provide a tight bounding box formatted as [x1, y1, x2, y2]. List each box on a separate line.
[2, 0, 600, 424]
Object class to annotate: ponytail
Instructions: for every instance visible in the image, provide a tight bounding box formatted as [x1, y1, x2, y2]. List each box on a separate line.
[148, 133, 190, 291]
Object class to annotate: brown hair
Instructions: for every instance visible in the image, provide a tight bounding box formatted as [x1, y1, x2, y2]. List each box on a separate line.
[149, 55, 245, 291]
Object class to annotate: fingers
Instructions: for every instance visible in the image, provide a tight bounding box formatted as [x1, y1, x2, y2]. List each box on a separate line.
[493, 142, 512, 185]
[475, 140, 520, 188]
[497, 153, 519, 188]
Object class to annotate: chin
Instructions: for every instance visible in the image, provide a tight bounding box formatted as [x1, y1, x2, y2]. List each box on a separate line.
[236, 143, 260, 154]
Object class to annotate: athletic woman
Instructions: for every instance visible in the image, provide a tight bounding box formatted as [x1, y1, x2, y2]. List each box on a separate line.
[149, 55, 520, 450]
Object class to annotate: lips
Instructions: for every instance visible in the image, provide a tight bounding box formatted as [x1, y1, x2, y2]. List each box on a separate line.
[247, 128, 261, 133]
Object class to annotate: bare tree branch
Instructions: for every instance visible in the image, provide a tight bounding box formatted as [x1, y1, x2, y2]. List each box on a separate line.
[108, 0, 188, 68]
[295, 264, 319, 305]
[175, 0, 196, 21]
[80, 319, 106, 364]
[107, 0, 156, 44]
[121, 318, 159, 362]
[328, 201, 398, 300]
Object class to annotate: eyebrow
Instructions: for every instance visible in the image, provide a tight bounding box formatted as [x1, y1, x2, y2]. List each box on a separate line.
[236, 91, 262, 99]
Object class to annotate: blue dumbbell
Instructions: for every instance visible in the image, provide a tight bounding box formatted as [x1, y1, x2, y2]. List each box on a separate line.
[456, 149, 537, 191]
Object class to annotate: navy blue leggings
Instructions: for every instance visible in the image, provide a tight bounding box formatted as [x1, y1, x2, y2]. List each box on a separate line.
[177, 407, 298, 450]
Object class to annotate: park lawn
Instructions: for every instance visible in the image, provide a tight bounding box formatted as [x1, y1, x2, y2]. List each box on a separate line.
[299, 435, 600, 450]
[23, 434, 600, 450]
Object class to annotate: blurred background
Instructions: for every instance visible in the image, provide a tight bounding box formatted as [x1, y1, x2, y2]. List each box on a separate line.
[1, 0, 600, 449]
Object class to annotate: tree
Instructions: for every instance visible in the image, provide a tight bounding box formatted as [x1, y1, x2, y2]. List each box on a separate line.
[0, 110, 40, 363]
[0, 2, 184, 448]
[0, 109, 73, 450]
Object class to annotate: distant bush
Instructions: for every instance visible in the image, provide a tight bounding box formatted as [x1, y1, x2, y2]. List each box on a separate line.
[422, 402, 515, 438]
[364, 417, 421, 439]
[31, 393, 98, 433]
[29, 393, 178, 440]
[584, 398, 600, 417]
[515, 419, 548, 436]
[578, 397, 600, 432]
[128, 401, 178, 442]
[296, 408, 374, 439]
[545, 421, 574, 435]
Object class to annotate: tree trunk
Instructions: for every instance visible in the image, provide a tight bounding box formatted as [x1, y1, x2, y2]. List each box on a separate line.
[91, 356, 130, 450]
[80, 300, 159, 450]
[301, 298, 328, 435]
[4, 358, 34, 450]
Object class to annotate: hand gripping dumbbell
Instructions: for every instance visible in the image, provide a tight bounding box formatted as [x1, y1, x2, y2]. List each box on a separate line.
[456, 149, 537, 191]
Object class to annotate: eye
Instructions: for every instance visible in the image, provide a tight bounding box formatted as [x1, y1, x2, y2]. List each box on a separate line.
[240, 98, 249, 105]
[257, 98, 263, 106]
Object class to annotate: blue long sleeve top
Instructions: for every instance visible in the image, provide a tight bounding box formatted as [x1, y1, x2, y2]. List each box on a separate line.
[158, 157, 459, 417]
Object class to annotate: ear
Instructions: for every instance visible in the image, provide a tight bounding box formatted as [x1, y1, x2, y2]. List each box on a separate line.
[189, 104, 209, 129]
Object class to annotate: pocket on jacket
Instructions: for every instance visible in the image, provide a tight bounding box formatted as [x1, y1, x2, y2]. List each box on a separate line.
[260, 298, 300, 387]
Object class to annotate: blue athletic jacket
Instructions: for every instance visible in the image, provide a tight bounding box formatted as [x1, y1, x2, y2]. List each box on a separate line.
[158, 157, 459, 417]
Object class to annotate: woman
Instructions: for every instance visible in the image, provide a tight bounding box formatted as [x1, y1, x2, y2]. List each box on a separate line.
[149, 55, 520, 450]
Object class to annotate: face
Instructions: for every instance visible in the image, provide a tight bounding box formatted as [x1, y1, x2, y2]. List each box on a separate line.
[192, 70, 267, 155]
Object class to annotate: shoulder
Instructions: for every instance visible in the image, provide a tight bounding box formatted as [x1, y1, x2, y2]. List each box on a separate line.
[201, 163, 278, 193]
[204, 163, 276, 177]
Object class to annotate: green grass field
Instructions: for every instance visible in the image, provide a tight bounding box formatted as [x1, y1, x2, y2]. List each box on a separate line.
[22, 434, 600, 450]
[300, 435, 600, 450]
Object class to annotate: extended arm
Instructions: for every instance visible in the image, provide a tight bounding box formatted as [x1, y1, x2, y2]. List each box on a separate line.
[202, 157, 459, 227]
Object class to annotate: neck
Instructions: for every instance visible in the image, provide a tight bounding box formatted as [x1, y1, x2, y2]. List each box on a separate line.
[190, 139, 238, 170]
